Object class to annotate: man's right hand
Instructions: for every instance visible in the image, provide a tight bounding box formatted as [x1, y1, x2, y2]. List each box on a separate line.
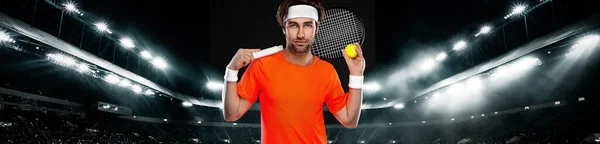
[227, 48, 262, 70]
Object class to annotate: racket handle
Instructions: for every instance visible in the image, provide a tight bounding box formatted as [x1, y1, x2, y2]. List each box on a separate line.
[252, 45, 283, 59]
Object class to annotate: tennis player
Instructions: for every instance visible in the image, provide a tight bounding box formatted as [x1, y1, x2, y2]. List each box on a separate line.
[222, 0, 365, 143]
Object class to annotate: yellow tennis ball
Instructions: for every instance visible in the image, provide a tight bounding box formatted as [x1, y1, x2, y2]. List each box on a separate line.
[345, 44, 357, 58]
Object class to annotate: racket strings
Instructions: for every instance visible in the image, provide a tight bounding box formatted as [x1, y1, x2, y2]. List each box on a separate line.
[312, 8, 364, 59]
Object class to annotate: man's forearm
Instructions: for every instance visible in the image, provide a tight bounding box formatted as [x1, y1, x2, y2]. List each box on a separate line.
[345, 88, 363, 127]
[222, 81, 241, 121]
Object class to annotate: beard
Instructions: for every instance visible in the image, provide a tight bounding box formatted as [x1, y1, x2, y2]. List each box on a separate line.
[290, 44, 311, 53]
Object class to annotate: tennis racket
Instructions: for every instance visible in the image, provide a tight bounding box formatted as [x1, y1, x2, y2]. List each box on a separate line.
[253, 7, 365, 60]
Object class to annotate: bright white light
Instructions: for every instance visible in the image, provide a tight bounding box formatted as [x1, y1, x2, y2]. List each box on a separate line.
[495, 112, 498, 114]
[140, 50, 153, 59]
[119, 37, 135, 48]
[465, 76, 482, 91]
[104, 74, 120, 84]
[182, 102, 193, 107]
[555, 101, 560, 105]
[512, 5, 527, 15]
[453, 41, 467, 51]
[596, 139, 600, 142]
[513, 57, 542, 70]
[144, 89, 155, 95]
[363, 82, 381, 92]
[394, 103, 404, 109]
[233, 123, 237, 125]
[524, 106, 530, 110]
[206, 81, 224, 90]
[328, 140, 333, 144]
[448, 83, 464, 95]
[575, 34, 600, 48]
[95, 22, 108, 32]
[476, 26, 492, 37]
[420, 59, 437, 71]
[578, 97, 585, 101]
[47, 53, 76, 66]
[359, 141, 365, 143]
[389, 123, 392, 125]
[480, 26, 492, 34]
[422, 121, 426, 123]
[383, 97, 387, 100]
[0, 30, 11, 42]
[163, 119, 167, 122]
[471, 116, 474, 118]
[64, 3, 77, 12]
[151, 57, 168, 69]
[119, 79, 131, 87]
[197, 121, 202, 124]
[131, 84, 142, 94]
[432, 92, 440, 98]
[391, 140, 396, 143]
[451, 118, 455, 121]
[77, 63, 89, 72]
[435, 52, 447, 61]
[481, 114, 485, 117]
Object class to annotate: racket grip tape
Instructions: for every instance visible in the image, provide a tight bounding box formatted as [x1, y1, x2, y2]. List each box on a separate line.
[252, 45, 283, 59]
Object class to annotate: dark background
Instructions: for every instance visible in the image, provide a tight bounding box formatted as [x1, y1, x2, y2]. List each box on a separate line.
[1, 0, 600, 124]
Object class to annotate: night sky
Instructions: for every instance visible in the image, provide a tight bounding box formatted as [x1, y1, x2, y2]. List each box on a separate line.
[1, 0, 600, 122]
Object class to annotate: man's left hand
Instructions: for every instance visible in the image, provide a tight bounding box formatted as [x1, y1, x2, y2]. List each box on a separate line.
[342, 42, 366, 76]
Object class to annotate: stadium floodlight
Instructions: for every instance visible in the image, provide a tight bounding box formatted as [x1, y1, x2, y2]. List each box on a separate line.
[328, 140, 333, 144]
[394, 103, 405, 109]
[475, 26, 492, 37]
[420, 59, 437, 71]
[555, 101, 560, 105]
[144, 89, 155, 95]
[578, 97, 584, 101]
[77, 63, 89, 72]
[495, 112, 498, 114]
[119, 37, 135, 48]
[512, 5, 527, 15]
[94, 22, 109, 33]
[435, 52, 447, 61]
[422, 121, 426, 124]
[359, 141, 365, 143]
[0, 30, 14, 42]
[182, 102, 193, 107]
[197, 121, 202, 124]
[391, 140, 396, 143]
[451, 118, 455, 121]
[47, 53, 76, 66]
[363, 82, 381, 92]
[574, 34, 600, 48]
[119, 79, 131, 87]
[471, 116, 474, 118]
[481, 114, 485, 117]
[64, 3, 77, 12]
[131, 84, 142, 94]
[151, 57, 168, 69]
[206, 81, 224, 90]
[453, 40, 467, 51]
[163, 119, 167, 122]
[104, 74, 120, 84]
[432, 92, 440, 98]
[504, 4, 527, 19]
[140, 50, 153, 59]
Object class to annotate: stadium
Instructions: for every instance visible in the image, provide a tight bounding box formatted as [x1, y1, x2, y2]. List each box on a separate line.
[1, 0, 599, 143]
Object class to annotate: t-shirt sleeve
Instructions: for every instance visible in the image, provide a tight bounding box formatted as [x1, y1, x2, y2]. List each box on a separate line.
[236, 61, 263, 104]
[325, 69, 348, 114]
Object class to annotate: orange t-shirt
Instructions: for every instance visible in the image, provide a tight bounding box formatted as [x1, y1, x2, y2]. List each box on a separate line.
[237, 50, 347, 144]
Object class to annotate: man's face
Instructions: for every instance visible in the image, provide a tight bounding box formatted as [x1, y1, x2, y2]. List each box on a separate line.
[284, 17, 317, 53]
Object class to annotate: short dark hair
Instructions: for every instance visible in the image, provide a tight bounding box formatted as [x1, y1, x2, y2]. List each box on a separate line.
[276, 0, 325, 28]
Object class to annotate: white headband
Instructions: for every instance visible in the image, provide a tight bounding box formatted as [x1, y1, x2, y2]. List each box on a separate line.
[285, 5, 319, 22]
